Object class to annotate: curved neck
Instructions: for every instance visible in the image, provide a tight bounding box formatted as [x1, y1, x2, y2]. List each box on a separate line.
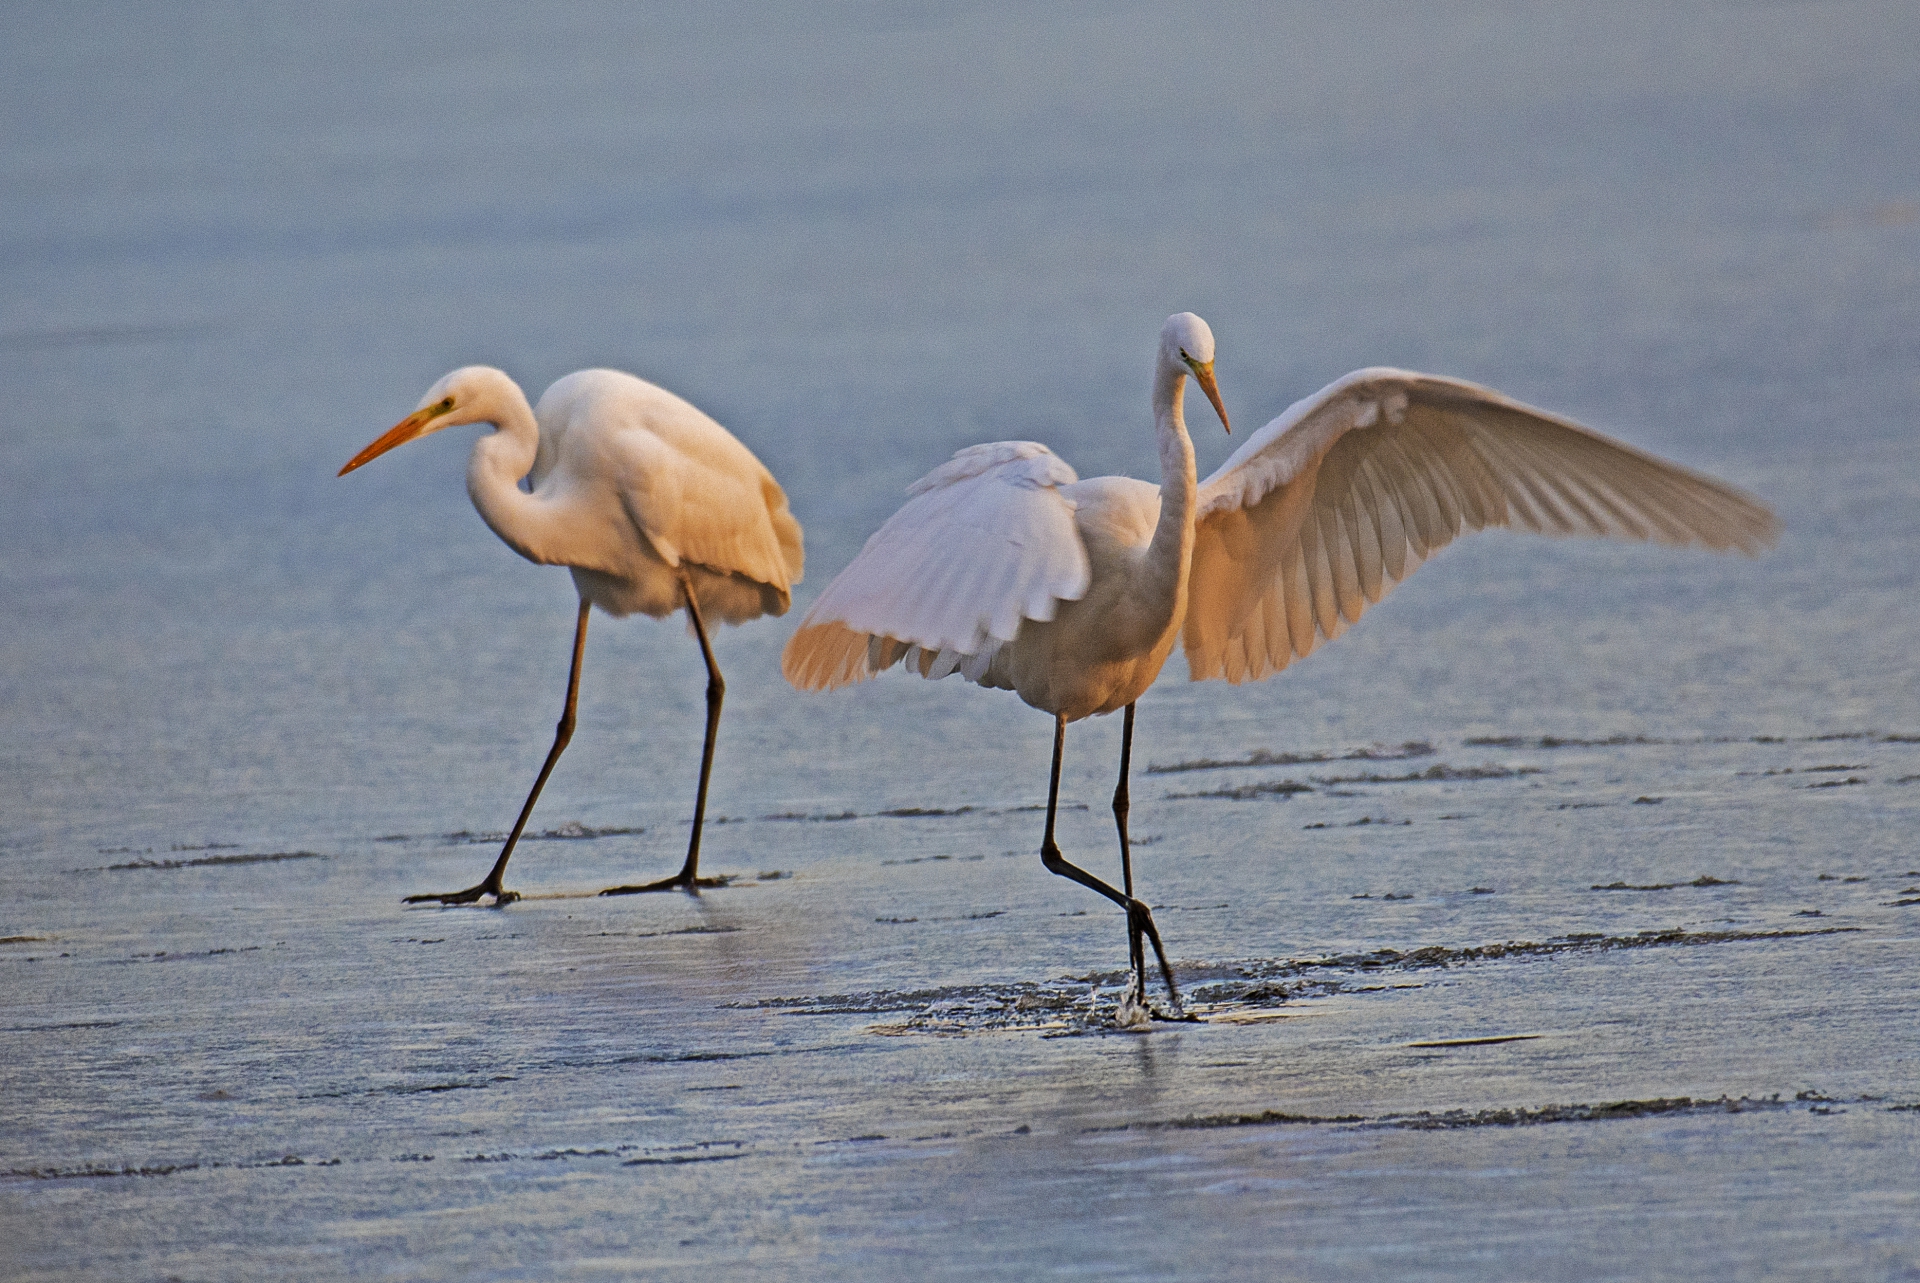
[1140, 359, 1199, 615]
[464, 384, 564, 564]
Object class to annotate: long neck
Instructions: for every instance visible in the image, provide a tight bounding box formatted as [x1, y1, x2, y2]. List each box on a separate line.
[464, 384, 566, 565]
[1139, 358, 1199, 618]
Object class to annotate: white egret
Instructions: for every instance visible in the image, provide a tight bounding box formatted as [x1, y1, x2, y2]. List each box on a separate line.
[342, 366, 803, 905]
[783, 312, 1775, 1009]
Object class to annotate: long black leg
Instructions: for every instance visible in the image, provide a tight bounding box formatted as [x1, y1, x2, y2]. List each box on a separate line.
[1113, 702, 1147, 998]
[405, 598, 592, 906]
[602, 569, 730, 896]
[1038, 712, 1179, 1008]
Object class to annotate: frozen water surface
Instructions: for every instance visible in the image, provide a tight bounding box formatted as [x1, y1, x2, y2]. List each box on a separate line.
[4, 1, 1919, 1278]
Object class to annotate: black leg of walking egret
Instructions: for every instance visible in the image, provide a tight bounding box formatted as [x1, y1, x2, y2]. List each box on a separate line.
[405, 599, 592, 907]
[1037, 712, 1179, 1008]
[602, 570, 732, 896]
[1113, 702, 1147, 1000]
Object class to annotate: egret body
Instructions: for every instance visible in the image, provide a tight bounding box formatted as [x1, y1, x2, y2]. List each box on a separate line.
[342, 365, 803, 904]
[784, 313, 1775, 1009]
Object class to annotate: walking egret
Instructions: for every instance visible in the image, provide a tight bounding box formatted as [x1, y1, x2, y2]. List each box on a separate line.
[783, 313, 1775, 1010]
[341, 366, 803, 904]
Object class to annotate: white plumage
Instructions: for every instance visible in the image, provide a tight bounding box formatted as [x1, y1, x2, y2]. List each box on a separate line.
[503, 368, 801, 623]
[790, 442, 1089, 688]
[1184, 367, 1773, 682]
[784, 313, 1775, 1011]
[341, 365, 802, 905]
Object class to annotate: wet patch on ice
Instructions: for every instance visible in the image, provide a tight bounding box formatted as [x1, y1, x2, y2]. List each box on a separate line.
[728, 926, 1860, 1039]
[1117, 1094, 1819, 1135]
[1140, 731, 1920, 826]
[1590, 875, 1740, 891]
[97, 842, 236, 855]
[1170, 762, 1543, 803]
[4, 1140, 750, 1183]
[1407, 1034, 1542, 1048]
[89, 851, 329, 872]
[1317, 764, 1545, 785]
[463, 1140, 750, 1167]
[372, 1078, 507, 1097]
[3, 1155, 339, 1182]
[873, 909, 1005, 924]
[108, 945, 266, 965]
[464, 1146, 631, 1162]
[621, 1144, 748, 1167]
[1149, 742, 1435, 775]
[508, 1048, 783, 1078]
[1168, 779, 1313, 801]
[375, 823, 646, 845]
[521, 822, 646, 840]
[588, 924, 744, 939]
[1465, 730, 1920, 749]
[764, 803, 1086, 823]
[731, 982, 1109, 1036]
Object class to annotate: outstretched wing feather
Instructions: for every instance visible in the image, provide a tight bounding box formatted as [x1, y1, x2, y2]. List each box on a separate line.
[1184, 369, 1777, 682]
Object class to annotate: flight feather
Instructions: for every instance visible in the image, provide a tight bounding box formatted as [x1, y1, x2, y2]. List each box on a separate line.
[1183, 368, 1778, 682]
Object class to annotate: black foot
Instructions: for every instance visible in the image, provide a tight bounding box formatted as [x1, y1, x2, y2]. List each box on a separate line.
[1125, 898, 1181, 1011]
[598, 873, 732, 897]
[403, 882, 519, 907]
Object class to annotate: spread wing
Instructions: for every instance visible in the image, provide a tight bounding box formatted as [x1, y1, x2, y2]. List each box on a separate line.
[782, 442, 1090, 690]
[1184, 367, 1780, 683]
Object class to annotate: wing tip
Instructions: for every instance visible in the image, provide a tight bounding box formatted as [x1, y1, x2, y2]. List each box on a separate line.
[1657, 489, 1781, 557]
[1734, 504, 1784, 557]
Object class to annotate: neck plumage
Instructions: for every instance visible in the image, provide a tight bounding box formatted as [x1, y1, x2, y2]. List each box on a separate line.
[464, 383, 567, 566]
[1139, 357, 1199, 622]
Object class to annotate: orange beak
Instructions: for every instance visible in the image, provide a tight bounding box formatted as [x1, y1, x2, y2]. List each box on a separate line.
[338, 399, 451, 476]
[1189, 360, 1230, 434]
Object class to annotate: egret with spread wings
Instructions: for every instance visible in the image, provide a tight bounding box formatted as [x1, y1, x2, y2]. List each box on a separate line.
[342, 366, 803, 905]
[783, 312, 1774, 1012]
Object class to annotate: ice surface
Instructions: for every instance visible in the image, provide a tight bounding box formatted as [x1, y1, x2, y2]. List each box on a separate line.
[4, 1, 1919, 1278]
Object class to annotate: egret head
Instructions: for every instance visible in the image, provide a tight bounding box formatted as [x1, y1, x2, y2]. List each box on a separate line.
[1160, 312, 1229, 434]
[338, 366, 515, 476]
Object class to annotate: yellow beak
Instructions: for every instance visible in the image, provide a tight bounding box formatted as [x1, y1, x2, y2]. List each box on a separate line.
[338, 401, 449, 477]
[1189, 359, 1231, 434]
